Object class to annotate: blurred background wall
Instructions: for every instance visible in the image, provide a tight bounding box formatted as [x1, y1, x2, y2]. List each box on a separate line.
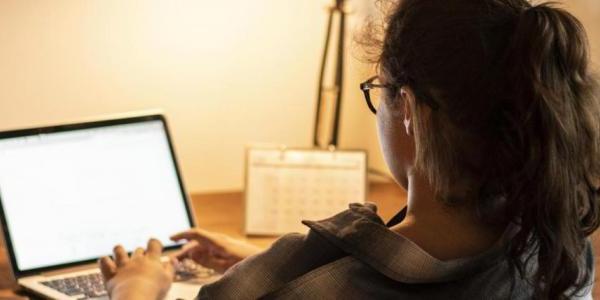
[0, 0, 597, 193]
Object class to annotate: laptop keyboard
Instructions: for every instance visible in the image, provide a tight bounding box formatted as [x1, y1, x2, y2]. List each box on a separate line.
[37, 259, 214, 299]
[41, 272, 107, 299]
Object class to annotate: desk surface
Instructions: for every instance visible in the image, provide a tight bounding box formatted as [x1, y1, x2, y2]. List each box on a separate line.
[1, 183, 599, 298]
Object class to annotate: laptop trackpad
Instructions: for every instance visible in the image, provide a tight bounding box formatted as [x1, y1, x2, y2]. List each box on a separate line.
[166, 273, 221, 300]
[166, 282, 204, 300]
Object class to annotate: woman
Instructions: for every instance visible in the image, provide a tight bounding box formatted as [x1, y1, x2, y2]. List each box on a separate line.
[99, 0, 600, 299]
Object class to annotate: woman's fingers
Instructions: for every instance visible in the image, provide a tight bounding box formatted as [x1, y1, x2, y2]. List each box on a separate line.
[169, 240, 213, 267]
[207, 257, 234, 274]
[170, 229, 200, 242]
[110, 239, 162, 265]
[147, 238, 163, 259]
[132, 247, 145, 259]
[113, 245, 129, 267]
[99, 256, 117, 281]
[170, 240, 199, 260]
[163, 257, 176, 280]
[170, 228, 218, 244]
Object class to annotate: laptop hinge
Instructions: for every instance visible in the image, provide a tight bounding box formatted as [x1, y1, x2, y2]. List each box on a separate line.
[39, 262, 98, 277]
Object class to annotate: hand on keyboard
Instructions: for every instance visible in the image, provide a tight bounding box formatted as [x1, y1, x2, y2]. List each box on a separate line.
[99, 239, 174, 300]
[170, 228, 263, 273]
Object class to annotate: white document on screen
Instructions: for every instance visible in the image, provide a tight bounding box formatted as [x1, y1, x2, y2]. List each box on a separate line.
[0, 121, 190, 271]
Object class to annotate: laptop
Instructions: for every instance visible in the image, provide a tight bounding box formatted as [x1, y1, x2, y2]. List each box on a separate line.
[0, 114, 214, 299]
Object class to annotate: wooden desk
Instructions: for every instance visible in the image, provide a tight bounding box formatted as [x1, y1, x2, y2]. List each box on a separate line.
[2, 183, 599, 298]
[190, 183, 407, 249]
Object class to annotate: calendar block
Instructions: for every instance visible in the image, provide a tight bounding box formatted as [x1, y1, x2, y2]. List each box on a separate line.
[244, 147, 367, 235]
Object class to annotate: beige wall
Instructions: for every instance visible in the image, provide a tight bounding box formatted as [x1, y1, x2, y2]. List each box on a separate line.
[0, 1, 597, 193]
[0, 0, 374, 193]
[562, 0, 600, 67]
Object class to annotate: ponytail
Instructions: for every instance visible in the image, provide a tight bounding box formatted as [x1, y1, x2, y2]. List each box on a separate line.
[504, 3, 600, 299]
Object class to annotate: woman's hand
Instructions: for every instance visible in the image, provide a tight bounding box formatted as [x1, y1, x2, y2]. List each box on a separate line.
[170, 228, 263, 273]
[99, 239, 174, 300]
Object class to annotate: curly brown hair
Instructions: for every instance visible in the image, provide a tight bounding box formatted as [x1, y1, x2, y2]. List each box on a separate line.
[360, 0, 600, 298]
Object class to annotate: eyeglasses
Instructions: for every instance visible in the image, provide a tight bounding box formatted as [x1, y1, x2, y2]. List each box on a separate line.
[359, 76, 395, 114]
[360, 75, 440, 114]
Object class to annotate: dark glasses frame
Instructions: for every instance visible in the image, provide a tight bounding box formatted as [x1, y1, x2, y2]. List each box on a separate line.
[359, 76, 394, 114]
[359, 75, 440, 114]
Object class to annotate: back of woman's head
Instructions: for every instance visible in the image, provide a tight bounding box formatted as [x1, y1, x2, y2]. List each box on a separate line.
[362, 0, 600, 298]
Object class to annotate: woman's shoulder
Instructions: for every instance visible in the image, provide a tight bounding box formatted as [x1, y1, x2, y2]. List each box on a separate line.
[199, 203, 531, 299]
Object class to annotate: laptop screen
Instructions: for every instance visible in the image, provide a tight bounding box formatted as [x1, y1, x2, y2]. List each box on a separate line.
[0, 116, 193, 273]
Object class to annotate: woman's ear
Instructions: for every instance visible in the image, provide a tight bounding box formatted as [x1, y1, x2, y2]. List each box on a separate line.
[400, 87, 416, 136]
